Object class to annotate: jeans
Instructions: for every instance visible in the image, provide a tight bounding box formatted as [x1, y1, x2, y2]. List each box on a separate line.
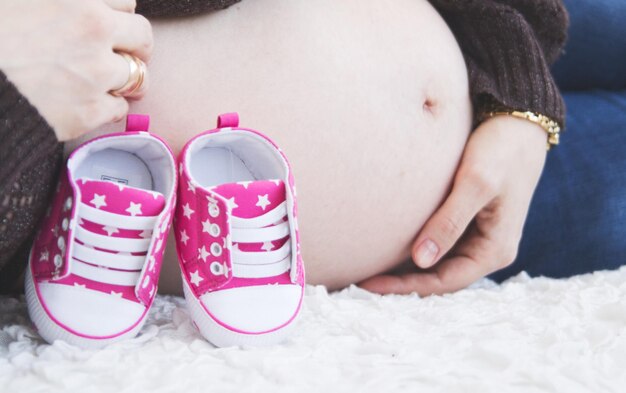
[489, 0, 626, 282]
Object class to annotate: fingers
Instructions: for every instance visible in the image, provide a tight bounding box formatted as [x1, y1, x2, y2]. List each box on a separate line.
[412, 174, 495, 269]
[410, 198, 522, 294]
[110, 12, 153, 62]
[102, 0, 137, 13]
[362, 118, 548, 296]
[360, 232, 498, 296]
[359, 274, 417, 296]
[98, 0, 152, 97]
[108, 52, 149, 99]
[98, 94, 130, 127]
[359, 255, 488, 296]
[99, 0, 152, 62]
[129, 63, 148, 100]
[61, 93, 129, 141]
[362, 198, 525, 296]
[109, 52, 133, 93]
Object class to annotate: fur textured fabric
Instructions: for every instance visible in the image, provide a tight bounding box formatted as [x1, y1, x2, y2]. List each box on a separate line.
[2, 268, 626, 392]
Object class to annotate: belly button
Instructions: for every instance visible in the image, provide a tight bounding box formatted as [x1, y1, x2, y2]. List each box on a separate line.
[422, 98, 437, 116]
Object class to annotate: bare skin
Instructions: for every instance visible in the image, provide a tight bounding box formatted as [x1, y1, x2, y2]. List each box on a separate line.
[0, 0, 151, 140]
[70, 0, 472, 293]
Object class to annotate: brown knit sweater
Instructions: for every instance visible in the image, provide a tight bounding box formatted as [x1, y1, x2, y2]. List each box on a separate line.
[0, 0, 568, 292]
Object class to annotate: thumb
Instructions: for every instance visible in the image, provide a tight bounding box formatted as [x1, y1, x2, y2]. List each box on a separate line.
[412, 176, 493, 268]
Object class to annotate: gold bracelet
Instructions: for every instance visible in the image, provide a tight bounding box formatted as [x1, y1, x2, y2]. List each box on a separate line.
[485, 110, 561, 151]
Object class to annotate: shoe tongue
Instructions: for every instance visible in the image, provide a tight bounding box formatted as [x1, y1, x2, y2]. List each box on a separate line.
[78, 178, 166, 216]
[212, 179, 286, 219]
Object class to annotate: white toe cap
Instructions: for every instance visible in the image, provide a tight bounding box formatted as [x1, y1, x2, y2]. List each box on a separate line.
[38, 283, 146, 337]
[199, 284, 302, 333]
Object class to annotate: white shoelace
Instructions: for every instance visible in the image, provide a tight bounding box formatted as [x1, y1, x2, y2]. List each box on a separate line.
[69, 197, 290, 283]
[222, 201, 292, 279]
[68, 201, 159, 286]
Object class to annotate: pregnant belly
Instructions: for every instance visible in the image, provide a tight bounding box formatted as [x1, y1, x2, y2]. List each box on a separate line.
[82, 0, 472, 291]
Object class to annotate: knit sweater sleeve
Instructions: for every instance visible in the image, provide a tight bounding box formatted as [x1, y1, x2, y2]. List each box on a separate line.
[428, 0, 568, 126]
[137, 0, 241, 17]
[0, 70, 63, 291]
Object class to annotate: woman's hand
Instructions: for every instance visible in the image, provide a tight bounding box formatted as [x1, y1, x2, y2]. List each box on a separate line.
[0, 0, 152, 141]
[360, 115, 548, 296]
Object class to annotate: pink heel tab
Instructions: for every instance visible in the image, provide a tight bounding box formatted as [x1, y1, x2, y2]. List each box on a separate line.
[126, 114, 150, 132]
[217, 113, 239, 128]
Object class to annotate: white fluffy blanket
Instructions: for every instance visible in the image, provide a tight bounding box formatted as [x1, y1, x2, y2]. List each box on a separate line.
[2, 268, 626, 393]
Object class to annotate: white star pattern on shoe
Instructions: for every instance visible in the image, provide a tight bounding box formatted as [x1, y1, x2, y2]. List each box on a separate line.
[202, 219, 212, 234]
[51, 225, 59, 237]
[116, 183, 126, 192]
[110, 291, 123, 298]
[102, 226, 119, 236]
[239, 181, 252, 189]
[225, 196, 238, 211]
[190, 270, 203, 287]
[149, 191, 160, 199]
[187, 181, 196, 193]
[91, 194, 107, 209]
[261, 241, 274, 252]
[39, 250, 49, 262]
[256, 194, 271, 210]
[180, 230, 190, 245]
[140, 230, 152, 238]
[126, 202, 142, 216]
[198, 246, 210, 262]
[182, 203, 194, 219]
[272, 179, 281, 186]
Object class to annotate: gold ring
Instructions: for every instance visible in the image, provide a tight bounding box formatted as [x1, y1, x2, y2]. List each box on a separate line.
[110, 52, 146, 97]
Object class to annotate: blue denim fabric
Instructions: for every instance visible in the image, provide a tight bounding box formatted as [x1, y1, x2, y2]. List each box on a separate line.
[489, 0, 626, 281]
[551, 0, 626, 91]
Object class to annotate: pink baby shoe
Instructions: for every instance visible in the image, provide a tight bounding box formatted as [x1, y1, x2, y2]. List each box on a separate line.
[26, 115, 177, 348]
[175, 113, 305, 347]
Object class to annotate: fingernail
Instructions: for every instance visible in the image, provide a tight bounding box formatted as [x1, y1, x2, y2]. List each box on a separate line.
[415, 239, 439, 268]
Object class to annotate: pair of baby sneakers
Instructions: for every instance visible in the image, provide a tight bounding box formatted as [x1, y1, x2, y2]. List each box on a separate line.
[26, 113, 305, 348]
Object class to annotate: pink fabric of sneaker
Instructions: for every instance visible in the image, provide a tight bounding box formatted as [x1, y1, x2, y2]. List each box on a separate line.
[26, 115, 177, 348]
[175, 113, 305, 347]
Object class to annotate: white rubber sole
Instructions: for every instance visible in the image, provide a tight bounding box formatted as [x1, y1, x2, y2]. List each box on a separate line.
[182, 278, 300, 347]
[25, 266, 147, 349]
